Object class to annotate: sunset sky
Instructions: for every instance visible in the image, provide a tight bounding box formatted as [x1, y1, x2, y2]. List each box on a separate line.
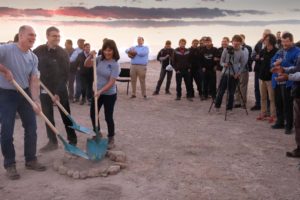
[0, 0, 299, 61]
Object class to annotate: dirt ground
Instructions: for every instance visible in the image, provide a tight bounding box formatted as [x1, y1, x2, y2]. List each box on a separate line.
[1, 61, 300, 200]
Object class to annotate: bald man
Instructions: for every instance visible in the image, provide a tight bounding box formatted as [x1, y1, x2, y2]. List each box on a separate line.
[0, 25, 46, 180]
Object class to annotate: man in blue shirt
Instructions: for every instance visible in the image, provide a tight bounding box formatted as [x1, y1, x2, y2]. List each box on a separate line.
[126, 36, 149, 99]
[271, 32, 300, 134]
[0, 25, 46, 180]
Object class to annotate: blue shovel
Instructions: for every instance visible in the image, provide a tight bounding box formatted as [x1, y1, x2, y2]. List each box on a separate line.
[39, 81, 93, 135]
[12, 79, 89, 160]
[86, 55, 108, 161]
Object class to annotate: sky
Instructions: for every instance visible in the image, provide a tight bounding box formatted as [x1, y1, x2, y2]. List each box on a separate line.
[0, 0, 299, 62]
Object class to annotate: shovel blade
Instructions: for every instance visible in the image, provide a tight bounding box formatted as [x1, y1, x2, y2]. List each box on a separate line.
[69, 124, 94, 135]
[86, 138, 108, 161]
[57, 135, 89, 159]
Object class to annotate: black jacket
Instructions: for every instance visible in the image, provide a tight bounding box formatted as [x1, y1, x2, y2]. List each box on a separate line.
[243, 44, 253, 72]
[189, 47, 202, 70]
[157, 48, 174, 68]
[216, 47, 225, 71]
[200, 46, 218, 71]
[258, 47, 278, 81]
[75, 52, 92, 76]
[252, 40, 264, 72]
[173, 47, 191, 71]
[34, 44, 70, 95]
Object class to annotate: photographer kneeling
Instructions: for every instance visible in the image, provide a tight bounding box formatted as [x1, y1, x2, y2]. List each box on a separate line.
[215, 35, 248, 112]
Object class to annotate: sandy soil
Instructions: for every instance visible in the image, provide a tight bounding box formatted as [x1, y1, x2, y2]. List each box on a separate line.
[1, 61, 300, 200]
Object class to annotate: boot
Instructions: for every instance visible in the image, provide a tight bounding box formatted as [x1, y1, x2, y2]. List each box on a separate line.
[39, 141, 58, 153]
[6, 165, 20, 180]
[108, 137, 115, 150]
[25, 160, 47, 171]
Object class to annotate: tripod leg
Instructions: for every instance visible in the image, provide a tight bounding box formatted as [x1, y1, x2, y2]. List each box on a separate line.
[208, 71, 224, 113]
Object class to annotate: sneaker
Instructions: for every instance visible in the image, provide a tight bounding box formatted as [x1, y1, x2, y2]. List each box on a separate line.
[187, 97, 193, 102]
[6, 165, 20, 180]
[256, 114, 268, 121]
[215, 108, 221, 114]
[250, 105, 261, 111]
[175, 97, 181, 101]
[165, 91, 172, 95]
[234, 104, 242, 108]
[152, 91, 159, 95]
[286, 147, 300, 158]
[268, 116, 276, 124]
[271, 123, 285, 129]
[39, 142, 58, 153]
[130, 95, 136, 99]
[108, 137, 115, 150]
[285, 129, 293, 135]
[72, 98, 79, 103]
[25, 160, 47, 171]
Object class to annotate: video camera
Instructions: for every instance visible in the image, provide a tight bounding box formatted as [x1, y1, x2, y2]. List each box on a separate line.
[227, 46, 235, 55]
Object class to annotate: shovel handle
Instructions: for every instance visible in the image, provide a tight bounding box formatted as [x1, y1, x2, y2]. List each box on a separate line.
[12, 79, 60, 135]
[93, 55, 99, 127]
[39, 81, 69, 116]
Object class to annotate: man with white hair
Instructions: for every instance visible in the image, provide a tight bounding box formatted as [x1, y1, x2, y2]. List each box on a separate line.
[126, 36, 149, 99]
[0, 25, 46, 180]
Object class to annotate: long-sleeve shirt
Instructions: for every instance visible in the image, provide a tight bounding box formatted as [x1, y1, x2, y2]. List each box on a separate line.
[70, 47, 83, 63]
[33, 44, 70, 95]
[173, 47, 191, 71]
[271, 46, 300, 88]
[126, 45, 149, 66]
[220, 47, 248, 76]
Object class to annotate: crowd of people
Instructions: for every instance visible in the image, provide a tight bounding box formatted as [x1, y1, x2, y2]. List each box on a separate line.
[0, 25, 300, 180]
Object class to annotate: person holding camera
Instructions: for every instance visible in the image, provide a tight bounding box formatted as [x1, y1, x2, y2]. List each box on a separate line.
[126, 36, 149, 99]
[270, 32, 300, 135]
[173, 38, 193, 101]
[153, 40, 174, 95]
[214, 35, 248, 111]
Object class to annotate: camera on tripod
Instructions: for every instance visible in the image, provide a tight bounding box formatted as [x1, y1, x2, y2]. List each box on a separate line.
[227, 46, 235, 55]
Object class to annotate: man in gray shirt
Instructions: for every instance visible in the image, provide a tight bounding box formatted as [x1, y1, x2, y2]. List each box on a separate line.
[0, 25, 46, 180]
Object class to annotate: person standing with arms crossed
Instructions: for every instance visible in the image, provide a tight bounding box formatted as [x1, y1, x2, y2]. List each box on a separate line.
[34, 26, 77, 152]
[126, 36, 149, 99]
[0, 25, 46, 180]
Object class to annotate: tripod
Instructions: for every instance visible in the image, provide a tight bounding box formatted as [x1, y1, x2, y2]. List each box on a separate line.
[208, 60, 248, 121]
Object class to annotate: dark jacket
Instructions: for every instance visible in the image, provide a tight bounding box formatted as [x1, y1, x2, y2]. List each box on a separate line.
[34, 44, 70, 95]
[252, 40, 263, 72]
[173, 47, 191, 71]
[258, 47, 278, 81]
[200, 46, 218, 71]
[216, 47, 225, 71]
[157, 48, 174, 68]
[75, 51, 92, 75]
[189, 47, 202, 70]
[243, 44, 253, 72]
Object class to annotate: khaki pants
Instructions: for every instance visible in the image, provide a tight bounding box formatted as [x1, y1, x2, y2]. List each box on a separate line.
[130, 64, 147, 96]
[216, 70, 222, 88]
[260, 80, 276, 117]
[235, 71, 249, 106]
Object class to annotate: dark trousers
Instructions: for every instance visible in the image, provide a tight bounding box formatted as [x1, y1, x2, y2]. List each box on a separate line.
[74, 70, 82, 100]
[0, 88, 37, 168]
[215, 75, 237, 110]
[155, 67, 173, 93]
[294, 98, 300, 147]
[68, 71, 76, 100]
[80, 73, 93, 101]
[254, 71, 261, 107]
[90, 94, 117, 138]
[274, 85, 294, 130]
[176, 69, 192, 98]
[202, 70, 216, 99]
[40, 88, 77, 145]
[190, 68, 202, 97]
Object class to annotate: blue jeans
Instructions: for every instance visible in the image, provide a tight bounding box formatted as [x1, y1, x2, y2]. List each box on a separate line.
[74, 70, 82, 100]
[0, 88, 37, 168]
[254, 71, 261, 107]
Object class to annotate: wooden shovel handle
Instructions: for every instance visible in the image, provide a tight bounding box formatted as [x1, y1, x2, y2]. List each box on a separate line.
[93, 55, 99, 126]
[12, 79, 60, 135]
[39, 81, 69, 116]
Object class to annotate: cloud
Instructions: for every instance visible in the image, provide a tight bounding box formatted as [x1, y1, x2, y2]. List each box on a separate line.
[29, 19, 300, 28]
[0, 6, 268, 19]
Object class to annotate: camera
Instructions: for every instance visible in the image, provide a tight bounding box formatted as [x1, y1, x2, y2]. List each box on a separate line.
[227, 46, 234, 55]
